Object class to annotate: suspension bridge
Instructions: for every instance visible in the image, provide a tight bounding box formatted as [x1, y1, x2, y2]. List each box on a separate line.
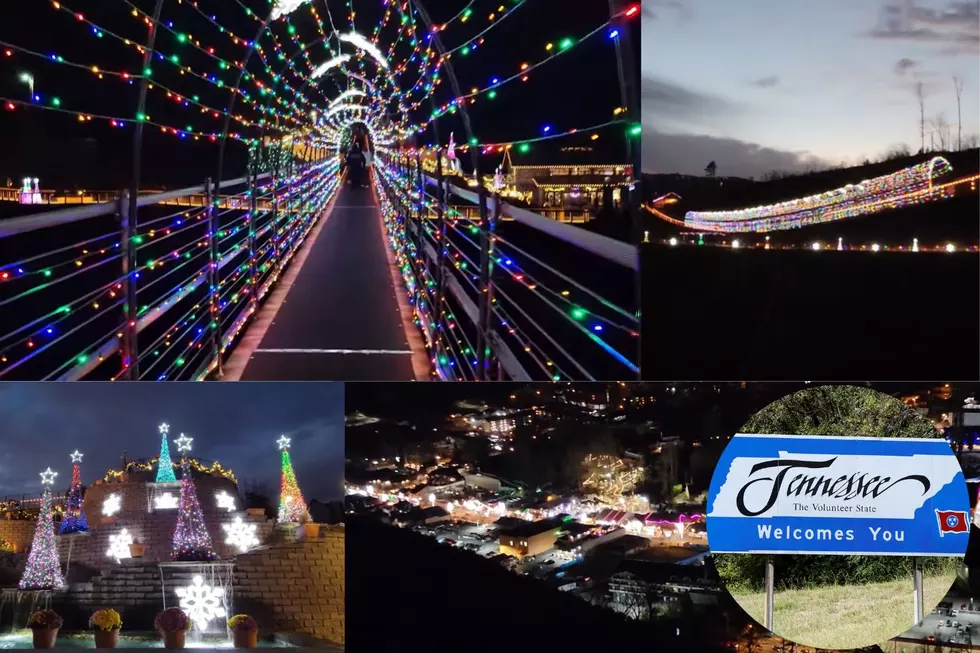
[0, 0, 642, 381]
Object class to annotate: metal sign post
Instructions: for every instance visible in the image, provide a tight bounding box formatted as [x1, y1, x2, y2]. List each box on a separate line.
[912, 557, 924, 625]
[764, 555, 775, 631]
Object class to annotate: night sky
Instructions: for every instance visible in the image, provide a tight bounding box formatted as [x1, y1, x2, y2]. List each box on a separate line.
[0, 382, 345, 502]
[643, 0, 980, 176]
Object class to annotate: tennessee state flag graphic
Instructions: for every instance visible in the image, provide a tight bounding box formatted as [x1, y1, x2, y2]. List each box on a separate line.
[936, 510, 970, 536]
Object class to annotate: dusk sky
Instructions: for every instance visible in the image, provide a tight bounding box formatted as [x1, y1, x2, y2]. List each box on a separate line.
[643, 0, 980, 177]
[0, 383, 344, 502]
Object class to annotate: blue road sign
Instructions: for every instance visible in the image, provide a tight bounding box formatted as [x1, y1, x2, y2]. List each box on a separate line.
[707, 434, 970, 556]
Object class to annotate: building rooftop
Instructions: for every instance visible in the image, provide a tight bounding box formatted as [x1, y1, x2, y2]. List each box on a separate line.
[498, 517, 564, 539]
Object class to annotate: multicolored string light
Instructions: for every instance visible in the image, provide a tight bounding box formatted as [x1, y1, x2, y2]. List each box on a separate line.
[19, 468, 65, 590]
[171, 434, 217, 561]
[684, 157, 955, 233]
[59, 450, 88, 535]
[276, 435, 309, 524]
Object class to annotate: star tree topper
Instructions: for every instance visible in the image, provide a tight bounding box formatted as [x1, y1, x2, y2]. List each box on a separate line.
[70, 450, 83, 463]
[40, 468, 57, 485]
[159, 422, 170, 435]
[175, 434, 194, 453]
[276, 435, 291, 450]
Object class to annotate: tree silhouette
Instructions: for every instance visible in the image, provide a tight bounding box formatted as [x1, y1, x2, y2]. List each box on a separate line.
[705, 161, 717, 177]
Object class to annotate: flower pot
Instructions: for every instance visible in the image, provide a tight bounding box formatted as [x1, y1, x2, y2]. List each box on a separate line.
[162, 630, 185, 649]
[233, 630, 258, 649]
[246, 508, 264, 517]
[129, 543, 145, 558]
[32, 628, 58, 649]
[95, 630, 119, 648]
[303, 523, 320, 538]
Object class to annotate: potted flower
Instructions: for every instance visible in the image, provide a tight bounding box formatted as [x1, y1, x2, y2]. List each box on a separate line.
[129, 538, 145, 558]
[90, 609, 122, 648]
[27, 609, 62, 649]
[246, 507, 265, 517]
[303, 520, 320, 538]
[155, 607, 191, 649]
[228, 614, 258, 648]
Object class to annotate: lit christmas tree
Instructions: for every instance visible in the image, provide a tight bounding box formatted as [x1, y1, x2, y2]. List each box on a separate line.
[276, 436, 310, 524]
[171, 434, 216, 561]
[19, 468, 65, 589]
[155, 422, 177, 483]
[59, 450, 88, 535]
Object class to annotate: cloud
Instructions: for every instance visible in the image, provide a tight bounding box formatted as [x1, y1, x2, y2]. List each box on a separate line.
[751, 75, 780, 88]
[869, 0, 980, 49]
[894, 57, 918, 75]
[642, 76, 736, 126]
[643, 128, 830, 179]
[644, 0, 687, 22]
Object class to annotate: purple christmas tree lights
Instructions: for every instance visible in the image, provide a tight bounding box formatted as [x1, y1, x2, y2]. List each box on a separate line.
[19, 468, 65, 590]
[170, 434, 216, 562]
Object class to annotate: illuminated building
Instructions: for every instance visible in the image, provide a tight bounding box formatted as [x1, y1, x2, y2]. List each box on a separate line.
[498, 518, 563, 558]
[498, 148, 632, 209]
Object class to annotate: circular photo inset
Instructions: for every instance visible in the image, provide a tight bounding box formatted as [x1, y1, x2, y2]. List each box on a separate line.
[707, 385, 969, 650]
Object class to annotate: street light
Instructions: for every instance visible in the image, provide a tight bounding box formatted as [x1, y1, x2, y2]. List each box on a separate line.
[19, 72, 33, 99]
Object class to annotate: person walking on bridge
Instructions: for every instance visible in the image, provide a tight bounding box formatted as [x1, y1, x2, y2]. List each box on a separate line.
[347, 142, 366, 189]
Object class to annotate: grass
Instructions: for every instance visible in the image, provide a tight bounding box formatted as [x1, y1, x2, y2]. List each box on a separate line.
[730, 571, 956, 650]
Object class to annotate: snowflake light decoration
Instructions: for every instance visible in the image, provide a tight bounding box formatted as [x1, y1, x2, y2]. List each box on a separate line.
[103, 493, 122, 516]
[154, 492, 179, 510]
[175, 575, 226, 631]
[107, 529, 133, 563]
[223, 517, 259, 553]
[215, 491, 236, 512]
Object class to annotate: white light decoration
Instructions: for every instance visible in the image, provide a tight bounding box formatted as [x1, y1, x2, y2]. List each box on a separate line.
[731, 239, 740, 248]
[276, 435, 291, 450]
[222, 517, 259, 553]
[311, 54, 351, 79]
[70, 450, 84, 463]
[159, 422, 170, 435]
[176, 576, 227, 631]
[329, 88, 366, 107]
[428, 493, 436, 504]
[103, 493, 122, 516]
[668, 237, 678, 246]
[215, 491, 236, 512]
[811, 241, 821, 251]
[871, 243, 881, 252]
[269, 0, 309, 20]
[174, 434, 193, 453]
[912, 237, 920, 252]
[946, 243, 955, 253]
[446, 502, 455, 512]
[39, 468, 58, 485]
[154, 492, 179, 510]
[338, 32, 389, 70]
[107, 529, 133, 563]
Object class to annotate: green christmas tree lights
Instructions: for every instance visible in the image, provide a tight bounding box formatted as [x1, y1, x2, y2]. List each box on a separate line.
[276, 436, 309, 524]
[156, 422, 177, 483]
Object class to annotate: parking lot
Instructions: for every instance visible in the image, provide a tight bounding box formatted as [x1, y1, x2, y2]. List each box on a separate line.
[901, 599, 980, 646]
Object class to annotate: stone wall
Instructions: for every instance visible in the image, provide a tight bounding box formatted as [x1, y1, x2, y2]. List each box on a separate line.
[234, 527, 345, 645]
[0, 519, 36, 553]
[43, 527, 345, 645]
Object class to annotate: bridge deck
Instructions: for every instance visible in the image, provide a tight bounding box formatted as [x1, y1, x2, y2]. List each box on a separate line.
[232, 182, 419, 381]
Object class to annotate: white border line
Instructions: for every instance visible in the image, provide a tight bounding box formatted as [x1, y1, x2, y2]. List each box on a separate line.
[734, 434, 951, 443]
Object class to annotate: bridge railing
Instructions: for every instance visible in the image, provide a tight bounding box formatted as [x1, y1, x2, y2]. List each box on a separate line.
[0, 159, 339, 380]
[374, 151, 639, 381]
